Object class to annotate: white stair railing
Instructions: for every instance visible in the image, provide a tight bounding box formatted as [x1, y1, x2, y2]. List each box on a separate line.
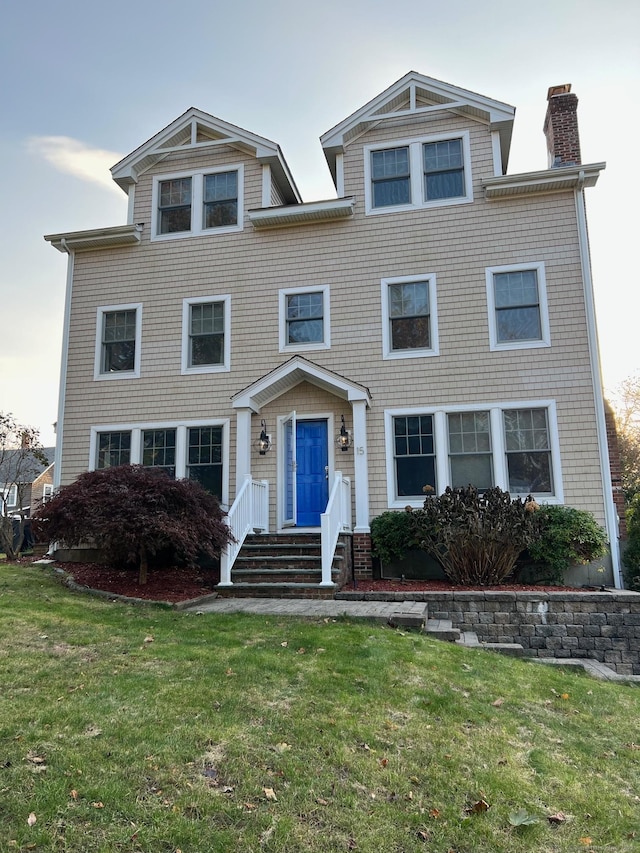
[219, 477, 269, 586]
[320, 472, 352, 587]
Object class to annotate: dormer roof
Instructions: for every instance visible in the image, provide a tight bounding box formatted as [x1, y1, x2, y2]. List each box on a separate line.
[320, 71, 515, 183]
[110, 107, 301, 205]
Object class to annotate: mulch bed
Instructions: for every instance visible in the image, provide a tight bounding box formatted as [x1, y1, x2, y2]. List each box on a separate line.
[45, 560, 584, 603]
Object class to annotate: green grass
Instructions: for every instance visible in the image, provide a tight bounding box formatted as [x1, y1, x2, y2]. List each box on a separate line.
[1, 563, 639, 852]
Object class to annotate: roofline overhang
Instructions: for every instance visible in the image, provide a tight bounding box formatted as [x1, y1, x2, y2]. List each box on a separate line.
[110, 108, 301, 204]
[320, 71, 515, 183]
[482, 162, 605, 199]
[248, 197, 355, 229]
[231, 356, 372, 412]
[44, 223, 143, 253]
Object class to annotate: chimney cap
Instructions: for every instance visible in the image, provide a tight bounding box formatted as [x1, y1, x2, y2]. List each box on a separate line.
[547, 84, 572, 100]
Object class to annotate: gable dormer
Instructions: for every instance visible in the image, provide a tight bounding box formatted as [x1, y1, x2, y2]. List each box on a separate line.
[320, 72, 515, 208]
[110, 108, 301, 238]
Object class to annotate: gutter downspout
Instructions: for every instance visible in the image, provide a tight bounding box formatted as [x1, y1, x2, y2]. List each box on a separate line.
[53, 238, 74, 491]
[574, 173, 622, 588]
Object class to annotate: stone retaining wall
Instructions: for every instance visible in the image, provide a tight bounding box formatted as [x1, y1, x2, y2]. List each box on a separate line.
[337, 589, 640, 675]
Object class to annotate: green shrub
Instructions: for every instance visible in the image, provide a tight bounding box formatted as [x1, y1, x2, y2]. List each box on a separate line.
[526, 505, 608, 584]
[623, 493, 640, 590]
[410, 486, 540, 585]
[370, 511, 417, 565]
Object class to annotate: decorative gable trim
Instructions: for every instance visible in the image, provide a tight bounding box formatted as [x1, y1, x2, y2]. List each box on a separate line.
[320, 71, 515, 186]
[110, 108, 301, 205]
[231, 356, 371, 412]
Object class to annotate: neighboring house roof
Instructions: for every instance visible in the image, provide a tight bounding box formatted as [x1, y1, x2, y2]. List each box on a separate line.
[320, 70, 516, 183]
[110, 107, 301, 205]
[1, 447, 55, 486]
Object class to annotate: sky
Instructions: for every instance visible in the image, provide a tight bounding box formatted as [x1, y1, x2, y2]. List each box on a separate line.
[1, 0, 638, 448]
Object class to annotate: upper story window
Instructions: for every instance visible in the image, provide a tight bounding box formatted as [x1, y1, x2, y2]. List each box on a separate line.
[279, 285, 330, 352]
[381, 274, 439, 359]
[182, 295, 231, 374]
[152, 166, 244, 240]
[365, 132, 472, 215]
[94, 304, 142, 380]
[486, 262, 550, 351]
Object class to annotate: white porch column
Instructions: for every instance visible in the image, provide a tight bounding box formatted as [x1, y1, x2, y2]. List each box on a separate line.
[351, 399, 370, 532]
[235, 408, 253, 492]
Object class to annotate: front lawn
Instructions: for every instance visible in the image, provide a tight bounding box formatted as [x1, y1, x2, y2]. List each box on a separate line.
[1, 562, 639, 852]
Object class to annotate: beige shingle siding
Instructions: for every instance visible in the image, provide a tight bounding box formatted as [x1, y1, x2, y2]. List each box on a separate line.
[59, 109, 605, 527]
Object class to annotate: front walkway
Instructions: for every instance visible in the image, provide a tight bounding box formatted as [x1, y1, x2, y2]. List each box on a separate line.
[181, 597, 427, 621]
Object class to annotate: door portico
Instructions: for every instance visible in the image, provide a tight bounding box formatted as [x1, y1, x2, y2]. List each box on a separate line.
[231, 356, 372, 532]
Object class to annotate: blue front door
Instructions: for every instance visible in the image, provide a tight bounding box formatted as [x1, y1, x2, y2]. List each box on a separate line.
[296, 419, 329, 527]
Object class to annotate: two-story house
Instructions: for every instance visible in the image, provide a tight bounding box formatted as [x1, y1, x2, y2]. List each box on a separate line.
[45, 72, 620, 590]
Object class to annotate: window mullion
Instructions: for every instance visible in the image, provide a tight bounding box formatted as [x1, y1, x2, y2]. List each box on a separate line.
[490, 408, 507, 490]
[193, 173, 203, 234]
[434, 410, 448, 493]
[175, 427, 187, 479]
[130, 428, 142, 465]
[409, 143, 421, 207]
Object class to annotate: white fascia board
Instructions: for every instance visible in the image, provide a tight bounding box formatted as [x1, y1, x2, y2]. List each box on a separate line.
[483, 162, 605, 198]
[248, 197, 354, 229]
[44, 224, 142, 253]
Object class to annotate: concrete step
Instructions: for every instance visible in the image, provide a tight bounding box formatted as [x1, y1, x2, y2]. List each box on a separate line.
[424, 618, 461, 642]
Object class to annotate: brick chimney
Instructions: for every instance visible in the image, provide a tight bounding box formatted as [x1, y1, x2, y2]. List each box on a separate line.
[543, 84, 581, 167]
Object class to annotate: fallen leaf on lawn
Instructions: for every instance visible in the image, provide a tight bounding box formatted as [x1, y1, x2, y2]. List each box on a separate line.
[417, 830, 429, 841]
[280, 641, 288, 647]
[70, 789, 78, 800]
[26, 752, 46, 765]
[263, 787, 277, 801]
[275, 742, 291, 752]
[243, 802, 256, 810]
[579, 838, 592, 846]
[360, 743, 371, 751]
[508, 808, 539, 826]
[84, 725, 102, 738]
[561, 693, 569, 700]
[225, 669, 234, 676]
[347, 838, 357, 850]
[221, 786, 234, 794]
[316, 648, 326, 653]
[547, 812, 567, 824]
[465, 799, 490, 814]
[380, 758, 388, 768]
[27, 813, 36, 827]
[316, 797, 329, 805]
[405, 791, 413, 801]
[92, 802, 104, 809]
[297, 648, 305, 654]
[143, 635, 154, 644]
[429, 807, 441, 818]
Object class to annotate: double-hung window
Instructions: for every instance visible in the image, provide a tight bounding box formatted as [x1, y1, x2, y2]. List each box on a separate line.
[448, 411, 493, 490]
[385, 402, 560, 507]
[503, 408, 553, 495]
[182, 295, 230, 374]
[153, 166, 243, 239]
[366, 132, 471, 214]
[186, 426, 223, 497]
[393, 415, 436, 497]
[279, 285, 330, 352]
[91, 421, 229, 504]
[486, 263, 550, 350]
[95, 304, 142, 380]
[381, 275, 438, 359]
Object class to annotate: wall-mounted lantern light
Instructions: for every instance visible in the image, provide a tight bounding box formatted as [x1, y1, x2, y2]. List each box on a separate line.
[336, 415, 351, 452]
[255, 420, 272, 455]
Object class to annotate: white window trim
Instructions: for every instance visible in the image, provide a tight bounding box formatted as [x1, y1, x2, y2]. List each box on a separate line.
[364, 131, 472, 216]
[3, 484, 18, 508]
[384, 400, 563, 508]
[486, 262, 550, 351]
[94, 303, 142, 381]
[151, 165, 244, 241]
[279, 285, 330, 353]
[89, 418, 230, 509]
[42, 483, 54, 502]
[181, 294, 231, 375]
[381, 273, 439, 360]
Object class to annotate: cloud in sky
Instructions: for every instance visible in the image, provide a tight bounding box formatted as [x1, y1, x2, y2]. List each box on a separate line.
[27, 136, 124, 195]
